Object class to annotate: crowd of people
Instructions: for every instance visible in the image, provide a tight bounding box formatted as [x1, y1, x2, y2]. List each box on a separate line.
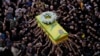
[0, 0, 100, 56]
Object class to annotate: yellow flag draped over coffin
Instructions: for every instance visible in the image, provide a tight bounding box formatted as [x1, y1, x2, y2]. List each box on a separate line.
[36, 15, 68, 45]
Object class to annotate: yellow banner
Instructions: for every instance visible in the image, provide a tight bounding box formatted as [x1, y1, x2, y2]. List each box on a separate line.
[36, 15, 68, 45]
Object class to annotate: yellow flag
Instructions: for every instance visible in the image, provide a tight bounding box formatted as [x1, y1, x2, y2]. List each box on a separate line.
[36, 15, 68, 45]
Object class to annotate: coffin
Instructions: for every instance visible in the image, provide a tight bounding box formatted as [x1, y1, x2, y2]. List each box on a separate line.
[36, 15, 68, 45]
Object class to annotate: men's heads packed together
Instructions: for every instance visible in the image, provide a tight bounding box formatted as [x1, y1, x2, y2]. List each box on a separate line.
[0, 0, 100, 56]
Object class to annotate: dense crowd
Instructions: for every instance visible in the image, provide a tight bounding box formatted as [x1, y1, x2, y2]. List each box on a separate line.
[0, 0, 100, 56]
